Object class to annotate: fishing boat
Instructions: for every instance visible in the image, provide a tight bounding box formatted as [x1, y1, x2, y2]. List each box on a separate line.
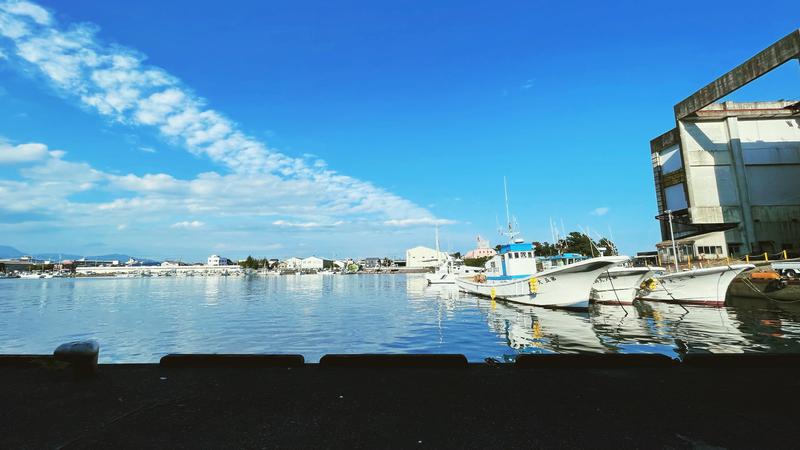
[455, 178, 629, 309]
[637, 209, 755, 305]
[591, 266, 666, 305]
[456, 243, 628, 309]
[637, 264, 754, 305]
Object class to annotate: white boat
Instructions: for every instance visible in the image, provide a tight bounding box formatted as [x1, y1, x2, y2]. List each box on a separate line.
[426, 260, 483, 285]
[18, 272, 44, 279]
[591, 266, 666, 305]
[457, 250, 629, 309]
[637, 264, 755, 305]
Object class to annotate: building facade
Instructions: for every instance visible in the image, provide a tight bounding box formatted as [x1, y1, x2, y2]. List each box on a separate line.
[300, 257, 333, 270]
[650, 30, 800, 263]
[207, 255, 234, 266]
[405, 246, 449, 268]
[464, 235, 497, 260]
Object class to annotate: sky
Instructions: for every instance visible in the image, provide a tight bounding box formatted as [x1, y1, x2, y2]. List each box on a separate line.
[0, 1, 798, 261]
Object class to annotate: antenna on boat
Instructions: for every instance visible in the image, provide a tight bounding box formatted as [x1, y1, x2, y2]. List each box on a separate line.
[503, 176, 511, 231]
[498, 177, 520, 243]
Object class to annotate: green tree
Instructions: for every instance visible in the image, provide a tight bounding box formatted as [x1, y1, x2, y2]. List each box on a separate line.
[464, 256, 492, 268]
[597, 238, 617, 256]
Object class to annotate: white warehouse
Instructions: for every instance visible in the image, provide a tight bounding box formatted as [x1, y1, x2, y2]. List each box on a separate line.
[405, 246, 449, 268]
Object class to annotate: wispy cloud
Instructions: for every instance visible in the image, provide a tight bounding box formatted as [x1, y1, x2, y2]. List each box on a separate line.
[0, 1, 451, 229]
[171, 220, 204, 229]
[272, 220, 345, 229]
[590, 207, 610, 216]
[520, 79, 534, 90]
[138, 146, 157, 153]
[383, 218, 457, 227]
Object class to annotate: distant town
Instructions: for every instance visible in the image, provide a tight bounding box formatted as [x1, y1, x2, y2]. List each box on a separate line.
[1, 232, 624, 278]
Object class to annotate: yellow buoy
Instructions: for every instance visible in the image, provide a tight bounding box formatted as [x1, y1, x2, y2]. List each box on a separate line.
[528, 277, 538, 293]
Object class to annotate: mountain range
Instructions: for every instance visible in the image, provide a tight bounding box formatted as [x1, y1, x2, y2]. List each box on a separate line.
[0, 245, 152, 262]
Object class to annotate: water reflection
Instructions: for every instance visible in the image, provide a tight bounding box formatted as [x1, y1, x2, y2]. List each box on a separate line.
[1, 274, 800, 362]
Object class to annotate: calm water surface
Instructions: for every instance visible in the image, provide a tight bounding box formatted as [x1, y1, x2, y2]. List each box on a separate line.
[1, 274, 799, 362]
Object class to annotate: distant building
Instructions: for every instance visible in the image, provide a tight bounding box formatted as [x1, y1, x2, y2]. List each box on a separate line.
[364, 257, 382, 270]
[650, 30, 800, 263]
[207, 255, 233, 266]
[405, 246, 449, 268]
[464, 235, 497, 260]
[0, 258, 35, 272]
[282, 257, 302, 269]
[300, 256, 333, 270]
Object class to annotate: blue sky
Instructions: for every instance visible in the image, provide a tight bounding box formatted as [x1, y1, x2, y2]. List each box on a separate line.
[0, 1, 798, 261]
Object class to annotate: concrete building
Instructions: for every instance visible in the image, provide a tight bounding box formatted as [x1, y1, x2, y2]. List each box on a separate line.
[405, 246, 449, 268]
[650, 29, 800, 263]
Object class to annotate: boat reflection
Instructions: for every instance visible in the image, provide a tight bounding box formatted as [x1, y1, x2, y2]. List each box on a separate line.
[481, 299, 608, 354]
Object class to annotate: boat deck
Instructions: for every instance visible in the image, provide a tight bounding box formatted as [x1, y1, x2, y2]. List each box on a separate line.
[2, 354, 799, 448]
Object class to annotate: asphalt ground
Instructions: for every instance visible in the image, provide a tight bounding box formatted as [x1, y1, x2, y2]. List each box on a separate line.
[2, 354, 799, 449]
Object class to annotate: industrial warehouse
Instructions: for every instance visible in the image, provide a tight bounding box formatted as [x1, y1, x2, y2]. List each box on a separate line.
[650, 29, 800, 265]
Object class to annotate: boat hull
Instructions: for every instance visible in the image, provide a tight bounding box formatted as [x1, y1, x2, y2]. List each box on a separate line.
[456, 256, 629, 309]
[591, 267, 658, 305]
[637, 264, 755, 305]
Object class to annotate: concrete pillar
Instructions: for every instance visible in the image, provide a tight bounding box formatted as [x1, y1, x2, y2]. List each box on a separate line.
[676, 121, 697, 210]
[724, 116, 756, 254]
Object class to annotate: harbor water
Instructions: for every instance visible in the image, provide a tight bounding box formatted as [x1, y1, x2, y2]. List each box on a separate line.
[1, 274, 799, 363]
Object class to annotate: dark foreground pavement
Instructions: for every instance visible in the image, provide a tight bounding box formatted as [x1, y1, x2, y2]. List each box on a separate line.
[2, 354, 799, 449]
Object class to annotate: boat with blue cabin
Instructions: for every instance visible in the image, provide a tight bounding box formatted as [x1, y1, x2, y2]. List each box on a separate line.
[456, 239, 628, 309]
[455, 177, 629, 309]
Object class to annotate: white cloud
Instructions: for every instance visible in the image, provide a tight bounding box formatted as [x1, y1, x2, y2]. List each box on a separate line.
[383, 218, 458, 227]
[0, 141, 50, 163]
[590, 207, 610, 216]
[521, 79, 534, 90]
[0, 1, 452, 229]
[116, 224, 127, 230]
[272, 220, 345, 229]
[3, 1, 51, 25]
[171, 220, 204, 229]
[138, 146, 156, 153]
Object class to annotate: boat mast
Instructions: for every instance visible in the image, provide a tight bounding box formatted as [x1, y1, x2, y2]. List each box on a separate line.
[666, 209, 679, 272]
[435, 224, 441, 264]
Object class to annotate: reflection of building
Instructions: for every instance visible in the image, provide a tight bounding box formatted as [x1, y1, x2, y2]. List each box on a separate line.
[650, 30, 800, 262]
[405, 246, 449, 268]
[464, 235, 497, 260]
[207, 255, 233, 266]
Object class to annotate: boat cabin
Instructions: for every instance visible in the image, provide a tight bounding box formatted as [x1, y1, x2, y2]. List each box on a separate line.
[538, 253, 588, 271]
[484, 241, 537, 280]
